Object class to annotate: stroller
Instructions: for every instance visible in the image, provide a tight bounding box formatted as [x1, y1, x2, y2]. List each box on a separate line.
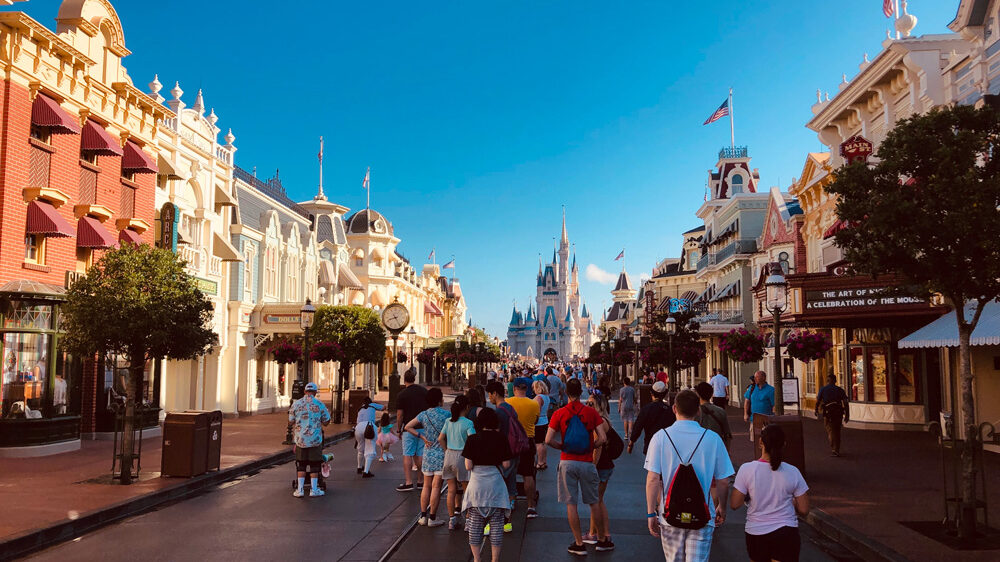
[288, 423, 331, 492]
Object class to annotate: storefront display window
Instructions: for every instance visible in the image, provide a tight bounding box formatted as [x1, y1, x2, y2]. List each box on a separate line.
[849, 347, 866, 401]
[2, 332, 50, 418]
[277, 363, 286, 396]
[869, 347, 889, 402]
[53, 347, 81, 416]
[897, 352, 919, 403]
[103, 355, 155, 407]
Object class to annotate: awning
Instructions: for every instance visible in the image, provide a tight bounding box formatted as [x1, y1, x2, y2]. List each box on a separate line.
[823, 219, 845, 239]
[899, 301, 1000, 348]
[371, 246, 385, 260]
[711, 281, 741, 302]
[26, 200, 74, 237]
[717, 219, 739, 239]
[119, 228, 143, 247]
[122, 141, 157, 174]
[424, 301, 444, 317]
[212, 232, 242, 262]
[318, 260, 335, 286]
[31, 95, 80, 135]
[215, 185, 237, 207]
[370, 289, 387, 307]
[81, 120, 123, 156]
[693, 285, 715, 304]
[157, 154, 187, 180]
[76, 216, 117, 248]
[338, 262, 363, 289]
[352, 248, 364, 259]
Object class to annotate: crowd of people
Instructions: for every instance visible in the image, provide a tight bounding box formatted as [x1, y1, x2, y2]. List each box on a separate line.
[284, 361, 843, 561]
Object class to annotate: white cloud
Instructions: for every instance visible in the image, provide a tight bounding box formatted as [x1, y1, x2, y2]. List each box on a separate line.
[585, 264, 617, 285]
[639, 273, 651, 283]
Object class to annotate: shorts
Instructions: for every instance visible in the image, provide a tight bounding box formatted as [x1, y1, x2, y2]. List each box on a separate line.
[402, 430, 424, 457]
[745, 526, 800, 562]
[597, 467, 614, 483]
[295, 445, 323, 473]
[620, 409, 637, 423]
[442, 449, 469, 481]
[534, 424, 548, 445]
[556, 460, 599, 505]
[517, 448, 536, 477]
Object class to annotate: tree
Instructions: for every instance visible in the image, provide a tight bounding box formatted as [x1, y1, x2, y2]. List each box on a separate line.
[61, 245, 216, 484]
[825, 104, 1000, 539]
[311, 305, 386, 423]
[646, 307, 705, 379]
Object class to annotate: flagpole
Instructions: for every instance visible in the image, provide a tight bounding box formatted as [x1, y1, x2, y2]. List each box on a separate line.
[366, 167, 370, 211]
[317, 137, 324, 199]
[729, 87, 735, 150]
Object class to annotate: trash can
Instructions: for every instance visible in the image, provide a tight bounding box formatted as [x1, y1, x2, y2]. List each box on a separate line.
[186, 410, 223, 471]
[161, 412, 209, 477]
[348, 389, 371, 425]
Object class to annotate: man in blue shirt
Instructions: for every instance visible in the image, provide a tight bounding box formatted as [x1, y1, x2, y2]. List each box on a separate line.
[815, 373, 849, 456]
[742, 370, 775, 423]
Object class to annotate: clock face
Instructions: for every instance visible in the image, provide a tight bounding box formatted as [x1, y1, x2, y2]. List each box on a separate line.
[382, 303, 410, 332]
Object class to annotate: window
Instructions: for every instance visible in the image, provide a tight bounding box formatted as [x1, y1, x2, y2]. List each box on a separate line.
[121, 170, 135, 182]
[805, 361, 816, 395]
[180, 215, 201, 246]
[76, 248, 92, 273]
[243, 246, 254, 300]
[30, 125, 51, 144]
[264, 247, 277, 297]
[2, 332, 51, 418]
[120, 186, 135, 219]
[24, 234, 44, 264]
[778, 251, 790, 274]
[730, 174, 744, 194]
[287, 255, 298, 301]
[355, 258, 364, 267]
[80, 150, 98, 165]
[849, 347, 866, 401]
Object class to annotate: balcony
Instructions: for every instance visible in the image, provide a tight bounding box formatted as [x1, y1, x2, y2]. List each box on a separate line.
[716, 239, 757, 264]
[718, 146, 748, 159]
[694, 308, 744, 326]
[697, 253, 717, 271]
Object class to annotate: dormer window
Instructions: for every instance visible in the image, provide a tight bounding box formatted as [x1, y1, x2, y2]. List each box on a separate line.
[730, 174, 744, 194]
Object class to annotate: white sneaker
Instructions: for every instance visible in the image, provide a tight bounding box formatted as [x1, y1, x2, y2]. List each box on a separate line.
[418, 515, 428, 526]
[293, 488, 305, 498]
[386, 453, 395, 462]
[427, 517, 445, 528]
[309, 488, 325, 497]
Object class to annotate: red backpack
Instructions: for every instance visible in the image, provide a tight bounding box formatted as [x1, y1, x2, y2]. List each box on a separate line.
[662, 429, 711, 529]
[498, 402, 531, 455]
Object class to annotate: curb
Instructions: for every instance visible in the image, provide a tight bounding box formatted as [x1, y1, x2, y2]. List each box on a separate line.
[802, 508, 913, 562]
[0, 429, 356, 562]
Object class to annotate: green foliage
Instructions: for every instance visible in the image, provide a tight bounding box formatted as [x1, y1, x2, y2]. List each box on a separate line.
[646, 308, 704, 370]
[312, 305, 386, 366]
[61, 244, 217, 365]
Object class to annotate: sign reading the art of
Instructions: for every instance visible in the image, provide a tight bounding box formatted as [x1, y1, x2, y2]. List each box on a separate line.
[839, 135, 873, 164]
[263, 313, 301, 325]
[804, 286, 925, 311]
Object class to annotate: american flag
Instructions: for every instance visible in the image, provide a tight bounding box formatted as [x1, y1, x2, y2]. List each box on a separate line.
[442, 259, 455, 269]
[362, 167, 370, 191]
[428, 249, 435, 261]
[883, 0, 895, 18]
[703, 99, 729, 125]
[614, 250, 624, 261]
[318, 137, 323, 162]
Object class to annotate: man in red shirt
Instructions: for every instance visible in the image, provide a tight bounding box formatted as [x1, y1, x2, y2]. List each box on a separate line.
[655, 371, 669, 386]
[546, 378, 608, 556]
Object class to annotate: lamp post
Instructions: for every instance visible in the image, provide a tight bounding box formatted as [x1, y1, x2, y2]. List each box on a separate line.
[632, 328, 641, 384]
[407, 325, 417, 381]
[453, 334, 462, 390]
[601, 341, 608, 380]
[765, 271, 789, 415]
[665, 315, 676, 392]
[609, 338, 616, 385]
[300, 299, 316, 383]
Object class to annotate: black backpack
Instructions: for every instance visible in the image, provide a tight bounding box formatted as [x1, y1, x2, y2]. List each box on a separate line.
[662, 429, 711, 529]
[605, 420, 625, 460]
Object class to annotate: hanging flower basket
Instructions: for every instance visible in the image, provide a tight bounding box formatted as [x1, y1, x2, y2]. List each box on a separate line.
[417, 350, 435, 365]
[458, 352, 475, 363]
[397, 350, 408, 363]
[675, 341, 707, 370]
[785, 330, 833, 362]
[718, 328, 766, 363]
[310, 341, 344, 363]
[613, 351, 634, 366]
[442, 352, 456, 362]
[642, 346, 671, 366]
[272, 341, 302, 364]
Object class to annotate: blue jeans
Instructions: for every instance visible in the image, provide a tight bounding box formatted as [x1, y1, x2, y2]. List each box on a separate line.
[402, 430, 424, 457]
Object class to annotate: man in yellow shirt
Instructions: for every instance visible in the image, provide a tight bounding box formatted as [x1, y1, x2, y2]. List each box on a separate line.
[506, 377, 541, 519]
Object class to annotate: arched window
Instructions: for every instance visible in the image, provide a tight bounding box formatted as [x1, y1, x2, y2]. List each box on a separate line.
[730, 174, 744, 194]
[778, 251, 790, 274]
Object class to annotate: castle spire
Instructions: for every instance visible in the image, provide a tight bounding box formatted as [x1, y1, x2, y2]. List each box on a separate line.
[560, 205, 569, 247]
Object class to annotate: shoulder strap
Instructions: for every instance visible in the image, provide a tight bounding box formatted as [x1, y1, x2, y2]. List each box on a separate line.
[662, 428, 682, 459]
[687, 430, 709, 464]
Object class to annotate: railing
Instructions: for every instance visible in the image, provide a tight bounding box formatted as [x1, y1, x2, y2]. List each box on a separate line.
[232, 166, 310, 219]
[694, 308, 743, 325]
[178, 245, 201, 272]
[161, 117, 179, 132]
[215, 146, 233, 165]
[207, 256, 222, 277]
[697, 253, 717, 271]
[716, 239, 757, 263]
[718, 146, 748, 159]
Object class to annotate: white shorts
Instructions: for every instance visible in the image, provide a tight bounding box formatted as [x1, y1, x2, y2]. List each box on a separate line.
[442, 449, 469, 481]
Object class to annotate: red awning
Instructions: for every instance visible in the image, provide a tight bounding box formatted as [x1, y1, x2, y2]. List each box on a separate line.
[424, 301, 444, 317]
[31, 95, 80, 135]
[26, 200, 74, 237]
[119, 228, 143, 247]
[81, 120, 123, 156]
[77, 216, 117, 249]
[823, 219, 845, 239]
[122, 141, 157, 174]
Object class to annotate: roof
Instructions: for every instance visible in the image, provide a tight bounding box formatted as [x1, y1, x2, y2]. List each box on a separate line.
[899, 301, 1000, 348]
[233, 167, 310, 219]
[606, 302, 629, 322]
[682, 225, 706, 234]
[614, 271, 632, 292]
[346, 209, 394, 235]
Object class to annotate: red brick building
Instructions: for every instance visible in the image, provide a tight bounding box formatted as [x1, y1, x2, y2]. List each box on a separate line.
[0, 1, 172, 456]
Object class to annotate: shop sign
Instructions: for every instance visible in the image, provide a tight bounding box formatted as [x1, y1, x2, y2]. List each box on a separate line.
[805, 286, 925, 311]
[193, 277, 218, 296]
[65, 271, 85, 290]
[839, 135, 873, 164]
[264, 313, 301, 325]
[644, 288, 656, 333]
[159, 202, 178, 252]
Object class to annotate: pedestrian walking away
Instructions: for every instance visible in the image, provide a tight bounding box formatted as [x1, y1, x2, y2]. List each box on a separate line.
[395, 369, 428, 492]
[439, 395, 476, 530]
[533, 379, 551, 470]
[354, 396, 384, 478]
[628, 381, 676, 455]
[376, 411, 399, 462]
[461, 408, 515, 562]
[730, 424, 810, 562]
[405, 387, 450, 527]
[744, 371, 775, 447]
[618, 376, 638, 440]
[545, 377, 608, 556]
[583, 390, 616, 552]
[815, 373, 850, 457]
[289, 382, 331, 498]
[695, 382, 733, 452]
[708, 368, 730, 409]
[506, 376, 541, 519]
[547, 366, 567, 410]
[645, 389, 734, 561]
[486, 380, 518, 533]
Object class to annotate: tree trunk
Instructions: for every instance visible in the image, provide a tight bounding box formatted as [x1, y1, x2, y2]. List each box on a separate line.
[120, 356, 143, 485]
[957, 322, 978, 540]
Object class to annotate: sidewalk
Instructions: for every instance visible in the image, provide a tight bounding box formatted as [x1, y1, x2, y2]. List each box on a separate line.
[727, 409, 1000, 562]
[0, 390, 387, 556]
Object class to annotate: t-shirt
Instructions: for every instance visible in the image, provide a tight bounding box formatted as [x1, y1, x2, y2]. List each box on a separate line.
[696, 403, 732, 442]
[462, 430, 513, 467]
[644, 420, 735, 527]
[709, 374, 730, 398]
[656, 372, 669, 385]
[734, 461, 809, 535]
[744, 383, 775, 421]
[440, 416, 476, 450]
[505, 396, 540, 438]
[548, 400, 603, 462]
[547, 374, 564, 403]
[396, 384, 428, 427]
[619, 385, 637, 412]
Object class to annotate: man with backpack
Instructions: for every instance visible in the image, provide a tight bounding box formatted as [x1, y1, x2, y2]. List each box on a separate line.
[815, 373, 849, 457]
[505, 377, 541, 519]
[628, 381, 676, 455]
[644, 389, 734, 561]
[487, 381, 529, 533]
[694, 382, 733, 452]
[545, 378, 607, 556]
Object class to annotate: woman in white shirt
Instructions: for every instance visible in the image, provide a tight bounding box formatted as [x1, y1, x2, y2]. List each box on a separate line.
[730, 424, 809, 562]
[355, 397, 384, 478]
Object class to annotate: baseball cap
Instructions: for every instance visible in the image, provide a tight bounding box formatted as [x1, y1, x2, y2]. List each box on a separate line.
[514, 377, 531, 389]
[304, 382, 319, 392]
[652, 381, 668, 394]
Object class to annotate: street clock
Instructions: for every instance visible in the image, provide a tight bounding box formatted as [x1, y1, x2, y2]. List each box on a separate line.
[381, 301, 410, 333]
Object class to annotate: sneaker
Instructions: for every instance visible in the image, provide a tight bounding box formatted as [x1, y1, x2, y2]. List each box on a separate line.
[503, 522, 512, 533]
[379, 457, 386, 463]
[386, 453, 395, 461]
[581, 533, 598, 545]
[309, 488, 325, 497]
[293, 488, 305, 498]
[526, 508, 539, 519]
[596, 539, 615, 551]
[357, 467, 363, 474]
[417, 514, 428, 526]
[448, 516, 461, 530]
[483, 524, 490, 535]
[362, 472, 375, 479]
[396, 483, 415, 492]
[427, 516, 445, 528]
[568, 543, 587, 556]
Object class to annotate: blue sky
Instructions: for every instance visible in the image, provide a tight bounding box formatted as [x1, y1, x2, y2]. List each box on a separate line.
[10, 1, 958, 338]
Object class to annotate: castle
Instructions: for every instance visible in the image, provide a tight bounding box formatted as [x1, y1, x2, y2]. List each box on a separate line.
[507, 214, 597, 359]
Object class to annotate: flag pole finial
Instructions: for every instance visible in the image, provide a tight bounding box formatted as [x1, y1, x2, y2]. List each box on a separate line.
[316, 136, 326, 201]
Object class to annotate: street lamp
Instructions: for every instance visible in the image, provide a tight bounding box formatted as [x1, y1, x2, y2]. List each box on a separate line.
[454, 334, 462, 390]
[765, 270, 789, 415]
[632, 327, 641, 385]
[665, 315, 676, 391]
[407, 325, 417, 382]
[300, 299, 316, 384]
[609, 338, 616, 384]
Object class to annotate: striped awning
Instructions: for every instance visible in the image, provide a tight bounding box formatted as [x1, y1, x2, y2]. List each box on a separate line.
[81, 120, 123, 156]
[823, 219, 846, 239]
[26, 200, 74, 237]
[31, 95, 80, 135]
[338, 262, 363, 289]
[318, 260, 335, 286]
[122, 141, 157, 174]
[424, 301, 444, 317]
[77, 216, 117, 249]
[119, 228, 143, 247]
[899, 301, 1000, 348]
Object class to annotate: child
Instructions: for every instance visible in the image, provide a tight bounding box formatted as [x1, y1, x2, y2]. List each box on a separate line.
[377, 411, 398, 462]
[439, 395, 475, 530]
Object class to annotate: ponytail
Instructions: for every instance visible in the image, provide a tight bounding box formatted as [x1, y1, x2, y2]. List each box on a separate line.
[760, 424, 786, 471]
[451, 395, 468, 422]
